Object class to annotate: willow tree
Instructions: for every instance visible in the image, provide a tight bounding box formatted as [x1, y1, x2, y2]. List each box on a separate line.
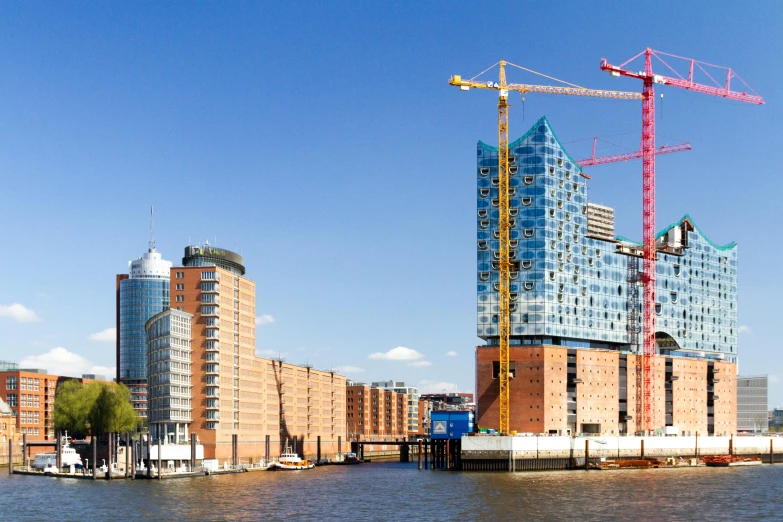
[53, 380, 103, 436]
[88, 382, 138, 435]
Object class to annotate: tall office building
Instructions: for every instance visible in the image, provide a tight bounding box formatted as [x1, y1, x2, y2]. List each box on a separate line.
[116, 234, 172, 419]
[165, 243, 346, 460]
[475, 116, 738, 435]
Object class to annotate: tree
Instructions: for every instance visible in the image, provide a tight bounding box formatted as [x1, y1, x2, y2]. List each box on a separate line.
[53, 380, 102, 436]
[88, 382, 138, 435]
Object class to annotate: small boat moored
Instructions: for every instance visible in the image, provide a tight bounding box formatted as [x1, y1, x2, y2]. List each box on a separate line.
[268, 440, 314, 471]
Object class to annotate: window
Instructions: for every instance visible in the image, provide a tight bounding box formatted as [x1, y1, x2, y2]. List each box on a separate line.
[522, 197, 532, 206]
[671, 292, 678, 304]
[6, 377, 16, 390]
[655, 303, 662, 315]
[523, 229, 534, 238]
[479, 167, 490, 177]
[478, 209, 487, 218]
[479, 188, 490, 197]
[521, 260, 532, 270]
[492, 361, 516, 379]
[524, 282, 534, 291]
[20, 378, 26, 391]
[674, 264, 681, 277]
[524, 176, 534, 185]
[7, 394, 17, 406]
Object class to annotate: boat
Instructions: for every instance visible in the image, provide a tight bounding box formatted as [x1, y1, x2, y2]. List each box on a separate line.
[32, 434, 84, 471]
[702, 455, 762, 467]
[332, 452, 362, 465]
[268, 441, 314, 471]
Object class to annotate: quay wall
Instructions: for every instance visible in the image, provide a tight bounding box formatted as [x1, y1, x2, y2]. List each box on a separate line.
[462, 435, 781, 460]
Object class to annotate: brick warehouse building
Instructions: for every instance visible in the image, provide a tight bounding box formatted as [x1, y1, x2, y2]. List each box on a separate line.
[346, 381, 407, 439]
[474, 116, 737, 435]
[134, 244, 346, 461]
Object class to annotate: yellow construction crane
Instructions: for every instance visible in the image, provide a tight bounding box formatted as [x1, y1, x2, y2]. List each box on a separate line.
[449, 60, 641, 434]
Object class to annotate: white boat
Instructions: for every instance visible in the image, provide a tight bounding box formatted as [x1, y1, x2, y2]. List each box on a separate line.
[32, 435, 84, 471]
[268, 440, 314, 471]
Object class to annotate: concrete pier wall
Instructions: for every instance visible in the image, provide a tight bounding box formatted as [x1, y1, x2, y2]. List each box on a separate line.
[462, 435, 781, 460]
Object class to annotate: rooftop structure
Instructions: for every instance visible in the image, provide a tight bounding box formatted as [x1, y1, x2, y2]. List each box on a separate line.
[182, 242, 245, 276]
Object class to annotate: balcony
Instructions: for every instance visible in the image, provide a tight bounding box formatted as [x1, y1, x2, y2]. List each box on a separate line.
[206, 387, 219, 398]
[206, 364, 219, 375]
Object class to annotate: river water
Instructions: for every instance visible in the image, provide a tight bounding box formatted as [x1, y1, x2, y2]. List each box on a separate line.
[2, 461, 782, 520]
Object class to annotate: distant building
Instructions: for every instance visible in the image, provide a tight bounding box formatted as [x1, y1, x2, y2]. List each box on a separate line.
[416, 399, 432, 437]
[372, 380, 420, 435]
[1, 396, 17, 460]
[116, 236, 173, 420]
[771, 408, 783, 431]
[420, 392, 475, 412]
[737, 375, 768, 433]
[346, 381, 407, 439]
[0, 367, 86, 441]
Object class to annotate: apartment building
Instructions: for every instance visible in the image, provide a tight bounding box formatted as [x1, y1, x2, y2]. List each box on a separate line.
[346, 381, 407, 439]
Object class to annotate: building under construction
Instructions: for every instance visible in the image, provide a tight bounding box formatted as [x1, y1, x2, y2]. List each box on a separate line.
[475, 116, 737, 436]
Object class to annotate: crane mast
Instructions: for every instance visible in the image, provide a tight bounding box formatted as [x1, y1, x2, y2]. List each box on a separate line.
[600, 48, 763, 433]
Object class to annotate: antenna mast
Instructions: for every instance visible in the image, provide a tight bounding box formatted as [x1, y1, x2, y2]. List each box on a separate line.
[149, 205, 155, 252]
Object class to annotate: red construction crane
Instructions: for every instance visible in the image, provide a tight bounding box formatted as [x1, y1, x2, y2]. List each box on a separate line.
[600, 48, 763, 434]
[577, 140, 691, 168]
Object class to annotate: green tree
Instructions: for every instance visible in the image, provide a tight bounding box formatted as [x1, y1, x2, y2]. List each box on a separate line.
[53, 380, 102, 436]
[88, 382, 138, 435]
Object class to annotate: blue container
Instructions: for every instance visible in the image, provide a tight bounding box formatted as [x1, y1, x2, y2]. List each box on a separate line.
[430, 411, 475, 440]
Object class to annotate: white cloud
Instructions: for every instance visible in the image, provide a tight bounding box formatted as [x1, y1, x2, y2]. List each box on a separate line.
[0, 303, 41, 323]
[408, 360, 432, 367]
[256, 349, 286, 359]
[418, 380, 460, 394]
[335, 365, 364, 374]
[19, 347, 115, 378]
[445, 351, 458, 357]
[89, 327, 116, 342]
[256, 314, 275, 325]
[738, 325, 751, 334]
[770, 375, 779, 383]
[368, 346, 424, 361]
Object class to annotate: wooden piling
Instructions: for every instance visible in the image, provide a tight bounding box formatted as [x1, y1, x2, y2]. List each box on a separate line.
[22, 433, 26, 469]
[107, 433, 113, 480]
[157, 439, 162, 480]
[146, 434, 151, 479]
[317, 436, 321, 463]
[418, 440, 422, 470]
[641, 438, 645, 460]
[337, 435, 341, 456]
[56, 430, 62, 471]
[729, 434, 733, 456]
[8, 432, 12, 474]
[585, 439, 589, 470]
[695, 432, 699, 457]
[191, 432, 197, 471]
[125, 432, 130, 478]
[425, 441, 429, 469]
[92, 436, 97, 480]
[771, 438, 774, 464]
[131, 439, 136, 480]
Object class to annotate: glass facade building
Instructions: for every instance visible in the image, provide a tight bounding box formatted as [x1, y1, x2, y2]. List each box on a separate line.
[118, 247, 172, 418]
[476, 116, 738, 361]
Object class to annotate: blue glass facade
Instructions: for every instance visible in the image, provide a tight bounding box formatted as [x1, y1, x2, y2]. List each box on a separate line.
[477, 116, 737, 359]
[119, 278, 170, 381]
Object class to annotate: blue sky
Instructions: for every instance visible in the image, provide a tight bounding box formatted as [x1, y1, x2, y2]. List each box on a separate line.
[0, 1, 780, 400]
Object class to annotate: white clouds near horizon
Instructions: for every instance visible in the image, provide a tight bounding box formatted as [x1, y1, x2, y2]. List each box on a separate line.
[0, 303, 41, 323]
[335, 365, 364, 374]
[445, 351, 457, 357]
[368, 346, 424, 361]
[89, 327, 116, 342]
[256, 314, 275, 325]
[19, 347, 115, 378]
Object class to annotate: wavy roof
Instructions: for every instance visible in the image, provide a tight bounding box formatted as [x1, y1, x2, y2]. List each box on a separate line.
[477, 115, 584, 174]
[616, 214, 737, 251]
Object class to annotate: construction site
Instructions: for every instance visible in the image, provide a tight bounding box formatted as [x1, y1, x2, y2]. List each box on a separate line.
[450, 49, 765, 469]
